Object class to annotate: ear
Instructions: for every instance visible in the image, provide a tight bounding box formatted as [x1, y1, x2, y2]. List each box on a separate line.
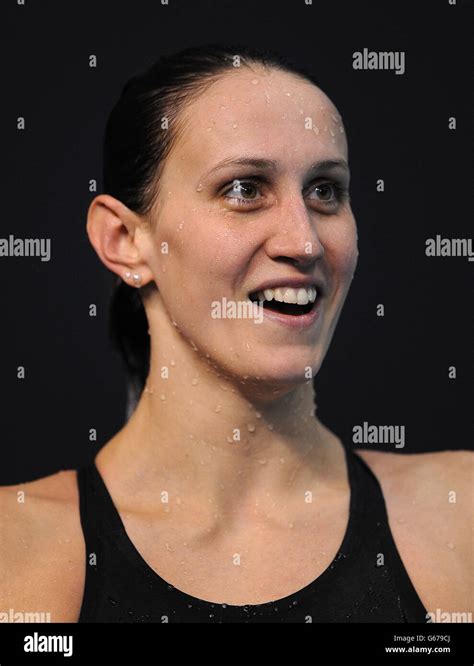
[86, 194, 154, 286]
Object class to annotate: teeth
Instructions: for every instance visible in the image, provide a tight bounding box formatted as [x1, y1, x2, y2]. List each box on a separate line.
[263, 289, 274, 301]
[274, 287, 284, 302]
[253, 286, 317, 304]
[297, 288, 309, 305]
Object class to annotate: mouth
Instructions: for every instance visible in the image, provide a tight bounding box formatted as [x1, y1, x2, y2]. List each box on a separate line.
[248, 284, 321, 317]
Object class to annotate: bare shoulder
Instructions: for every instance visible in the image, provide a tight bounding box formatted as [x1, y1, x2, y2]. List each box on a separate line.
[0, 469, 85, 622]
[0, 468, 80, 531]
[355, 448, 473, 615]
[355, 447, 472, 480]
[355, 447, 472, 528]
[355, 448, 472, 511]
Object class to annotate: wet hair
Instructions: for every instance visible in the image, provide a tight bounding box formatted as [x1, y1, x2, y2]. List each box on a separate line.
[104, 43, 321, 414]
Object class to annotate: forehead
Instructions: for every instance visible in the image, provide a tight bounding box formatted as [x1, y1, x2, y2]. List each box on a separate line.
[168, 67, 348, 178]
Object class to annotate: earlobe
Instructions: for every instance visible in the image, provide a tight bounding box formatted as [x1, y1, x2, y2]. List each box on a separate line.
[124, 271, 143, 288]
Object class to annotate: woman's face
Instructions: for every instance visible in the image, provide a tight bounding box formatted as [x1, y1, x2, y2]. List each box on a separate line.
[143, 67, 358, 392]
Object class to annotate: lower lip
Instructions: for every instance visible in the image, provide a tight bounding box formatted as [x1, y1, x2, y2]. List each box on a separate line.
[259, 298, 323, 330]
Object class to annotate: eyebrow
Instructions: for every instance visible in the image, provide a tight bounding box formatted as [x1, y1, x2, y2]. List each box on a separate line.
[203, 156, 349, 179]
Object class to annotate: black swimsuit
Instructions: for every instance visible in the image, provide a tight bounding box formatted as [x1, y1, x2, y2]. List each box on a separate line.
[76, 447, 427, 622]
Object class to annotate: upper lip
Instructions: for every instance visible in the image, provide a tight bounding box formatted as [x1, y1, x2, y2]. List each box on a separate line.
[248, 277, 325, 298]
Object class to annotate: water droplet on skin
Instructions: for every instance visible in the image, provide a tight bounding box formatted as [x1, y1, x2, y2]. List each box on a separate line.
[220, 105, 226, 111]
[247, 423, 256, 432]
[288, 522, 294, 528]
[191, 378, 199, 386]
[331, 113, 340, 123]
[245, 342, 251, 350]
[170, 359, 176, 366]
[162, 266, 167, 273]
[160, 394, 166, 401]
[215, 405, 222, 413]
[258, 459, 267, 465]
[285, 91, 291, 96]
[279, 458, 285, 464]
[232, 122, 238, 129]
[196, 183, 203, 192]
[251, 78, 259, 85]
[330, 129, 335, 137]
[206, 127, 212, 132]
[178, 221, 185, 230]
[313, 126, 320, 134]
[268, 424, 274, 431]
[226, 436, 233, 443]
[165, 542, 172, 551]
[339, 126, 345, 133]
[255, 411, 262, 419]
[446, 542, 455, 550]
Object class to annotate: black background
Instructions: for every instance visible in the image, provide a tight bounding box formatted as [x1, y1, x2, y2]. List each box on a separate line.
[1, 0, 472, 484]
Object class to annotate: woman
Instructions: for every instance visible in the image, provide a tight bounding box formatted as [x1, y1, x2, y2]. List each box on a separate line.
[0, 44, 471, 623]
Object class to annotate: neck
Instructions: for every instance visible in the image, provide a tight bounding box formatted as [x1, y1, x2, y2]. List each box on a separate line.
[99, 314, 345, 518]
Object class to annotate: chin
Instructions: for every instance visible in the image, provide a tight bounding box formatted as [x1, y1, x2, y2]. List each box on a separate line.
[233, 355, 323, 388]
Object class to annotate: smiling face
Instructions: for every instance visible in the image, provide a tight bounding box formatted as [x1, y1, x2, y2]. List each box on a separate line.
[142, 65, 358, 392]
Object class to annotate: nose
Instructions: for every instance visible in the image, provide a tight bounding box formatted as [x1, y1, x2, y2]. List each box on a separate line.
[264, 191, 325, 268]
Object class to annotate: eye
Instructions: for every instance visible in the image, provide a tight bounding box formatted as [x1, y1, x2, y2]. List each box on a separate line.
[223, 179, 263, 207]
[307, 181, 341, 204]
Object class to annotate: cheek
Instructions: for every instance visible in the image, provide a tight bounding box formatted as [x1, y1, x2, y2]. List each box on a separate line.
[320, 217, 358, 283]
[153, 210, 251, 300]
